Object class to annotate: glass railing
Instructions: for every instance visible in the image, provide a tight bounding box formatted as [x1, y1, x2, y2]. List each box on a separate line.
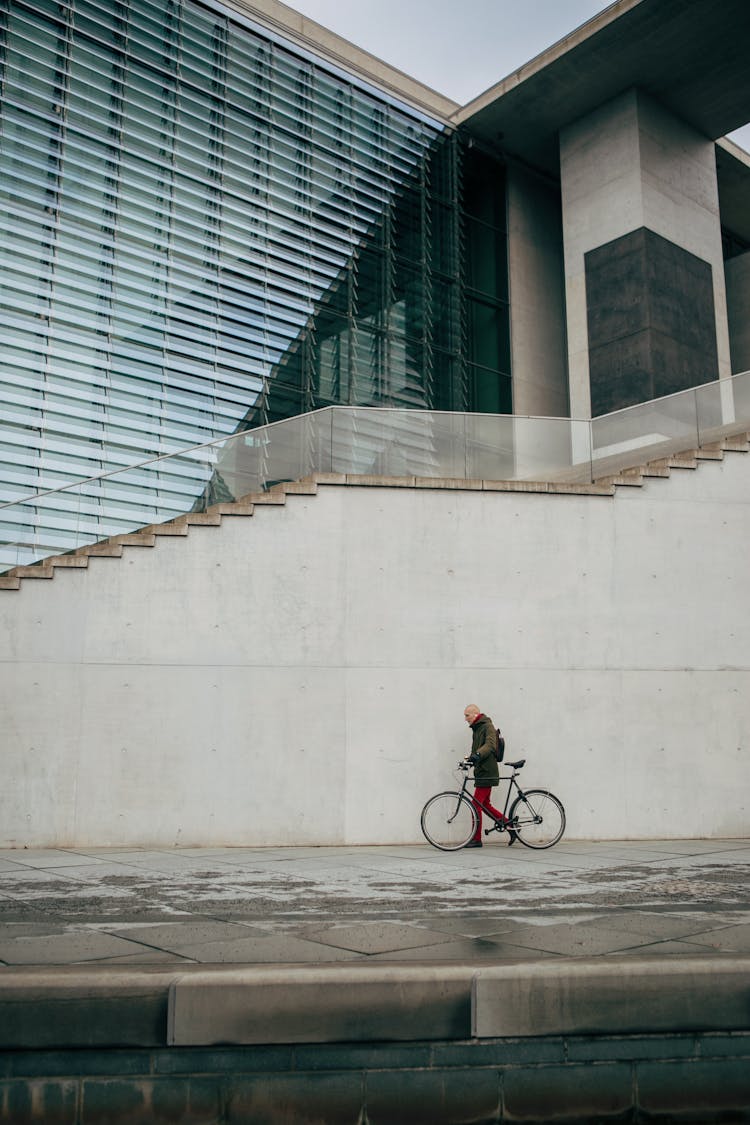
[590, 370, 750, 478]
[2, 370, 748, 571]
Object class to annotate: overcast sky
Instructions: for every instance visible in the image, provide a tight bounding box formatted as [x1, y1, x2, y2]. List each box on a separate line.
[289, 0, 750, 150]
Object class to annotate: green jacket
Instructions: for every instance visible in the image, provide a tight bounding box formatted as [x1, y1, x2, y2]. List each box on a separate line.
[470, 714, 500, 787]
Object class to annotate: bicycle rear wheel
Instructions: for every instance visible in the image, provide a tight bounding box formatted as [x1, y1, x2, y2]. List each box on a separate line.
[509, 789, 565, 849]
[421, 791, 478, 851]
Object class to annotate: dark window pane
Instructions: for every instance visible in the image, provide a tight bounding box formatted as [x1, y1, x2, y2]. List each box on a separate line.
[468, 299, 510, 375]
[470, 365, 512, 414]
[427, 134, 455, 201]
[466, 218, 508, 301]
[392, 263, 426, 339]
[392, 183, 423, 264]
[463, 148, 506, 229]
[431, 200, 458, 276]
[432, 348, 463, 411]
[313, 319, 351, 403]
[264, 378, 305, 423]
[432, 280, 460, 350]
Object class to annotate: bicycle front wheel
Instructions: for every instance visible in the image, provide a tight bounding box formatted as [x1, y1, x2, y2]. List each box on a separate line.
[421, 791, 478, 851]
[509, 789, 565, 849]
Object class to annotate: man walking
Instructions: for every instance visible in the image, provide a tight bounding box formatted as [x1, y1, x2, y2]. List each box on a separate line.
[463, 704, 515, 847]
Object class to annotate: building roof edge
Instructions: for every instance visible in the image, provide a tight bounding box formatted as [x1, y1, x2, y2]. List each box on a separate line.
[219, 0, 460, 122]
[451, 0, 636, 126]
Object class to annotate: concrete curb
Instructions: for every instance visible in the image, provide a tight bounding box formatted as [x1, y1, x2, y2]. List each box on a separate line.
[2, 956, 749, 1050]
[472, 956, 750, 1038]
[168, 965, 476, 1046]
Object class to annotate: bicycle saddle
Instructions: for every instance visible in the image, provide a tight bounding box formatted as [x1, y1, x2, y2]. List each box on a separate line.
[506, 758, 525, 769]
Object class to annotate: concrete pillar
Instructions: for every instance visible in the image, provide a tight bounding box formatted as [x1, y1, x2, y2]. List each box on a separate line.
[507, 167, 586, 475]
[507, 164, 568, 418]
[560, 89, 731, 418]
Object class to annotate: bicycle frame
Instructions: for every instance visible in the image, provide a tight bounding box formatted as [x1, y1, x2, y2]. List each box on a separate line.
[455, 763, 525, 826]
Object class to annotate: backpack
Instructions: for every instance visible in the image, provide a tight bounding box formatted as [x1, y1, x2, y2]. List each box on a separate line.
[494, 728, 505, 762]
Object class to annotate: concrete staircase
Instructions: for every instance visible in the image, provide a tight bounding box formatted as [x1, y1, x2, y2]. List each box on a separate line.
[1, 432, 747, 593]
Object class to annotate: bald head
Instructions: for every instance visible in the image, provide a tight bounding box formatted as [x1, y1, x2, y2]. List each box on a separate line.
[463, 704, 480, 725]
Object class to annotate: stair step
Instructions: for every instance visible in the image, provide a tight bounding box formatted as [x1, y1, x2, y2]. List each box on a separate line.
[247, 493, 287, 505]
[642, 459, 671, 478]
[184, 512, 223, 526]
[723, 433, 749, 452]
[696, 442, 724, 460]
[83, 544, 124, 558]
[142, 523, 189, 537]
[49, 556, 89, 569]
[667, 452, 698, 468]
[597, 468, 645, 487]
[280, 481, 318, 495]
[10, 565, 54, 579]
[311, 472, 348, 486]
[547, 481, 615, 495]
[207, 503, 254, 516]
[114, 533, 157, 547]
[0, 576, 21, 590]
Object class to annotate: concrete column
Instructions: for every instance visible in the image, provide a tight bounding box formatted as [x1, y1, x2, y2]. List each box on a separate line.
[560, 88, 731, 418]
[507, 164, 568, 418]
[507, 167, 587, 476]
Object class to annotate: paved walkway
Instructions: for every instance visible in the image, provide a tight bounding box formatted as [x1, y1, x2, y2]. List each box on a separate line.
[1, 838, 749, 968]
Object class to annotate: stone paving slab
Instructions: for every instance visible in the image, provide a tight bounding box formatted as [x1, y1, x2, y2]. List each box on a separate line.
[369, 938, 563, 963]
[613, 938, 733, 956]
[300, 921, 456, 956]
[0, 840, 748, 967]
[161, 934, 364, 964]
[0, 931, 146, 966]
[107, 920, 266, 946]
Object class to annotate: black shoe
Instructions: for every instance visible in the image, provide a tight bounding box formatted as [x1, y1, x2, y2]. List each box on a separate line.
[507, 830, 518, 846]
[464, 839, 483, 848]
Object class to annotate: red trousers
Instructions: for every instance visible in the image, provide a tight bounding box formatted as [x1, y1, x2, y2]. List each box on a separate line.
[471, 787, 507, 841]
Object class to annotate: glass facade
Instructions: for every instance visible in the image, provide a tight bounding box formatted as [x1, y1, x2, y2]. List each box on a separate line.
[0, 0, 510, 564]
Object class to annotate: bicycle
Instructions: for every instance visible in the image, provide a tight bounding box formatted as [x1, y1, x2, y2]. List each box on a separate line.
[420, 758, 565, 851]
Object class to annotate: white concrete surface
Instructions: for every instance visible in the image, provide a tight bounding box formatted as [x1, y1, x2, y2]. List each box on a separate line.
[1, 453, 749, 848]
[560, 89, 732, 418]
[507, 165, 568, 418]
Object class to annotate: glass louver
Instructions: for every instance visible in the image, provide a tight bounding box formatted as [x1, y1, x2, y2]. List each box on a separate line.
[0, 0, 510, 565]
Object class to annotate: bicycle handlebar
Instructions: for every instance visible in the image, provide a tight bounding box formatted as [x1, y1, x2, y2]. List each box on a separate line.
[457, 757, 526, 771]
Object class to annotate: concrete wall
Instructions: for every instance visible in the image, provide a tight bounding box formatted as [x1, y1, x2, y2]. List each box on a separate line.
[560, 89, 732, 418]
[1, 454, 749, 848]
[726, 250, 750, 373]
[507, 165, 568, 417]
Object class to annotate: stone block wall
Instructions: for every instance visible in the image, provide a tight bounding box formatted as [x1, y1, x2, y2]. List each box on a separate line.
[2, 1034, 750, 1123]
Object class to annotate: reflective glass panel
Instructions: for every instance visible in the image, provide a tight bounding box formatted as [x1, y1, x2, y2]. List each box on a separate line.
[0, 0, 515, 567]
